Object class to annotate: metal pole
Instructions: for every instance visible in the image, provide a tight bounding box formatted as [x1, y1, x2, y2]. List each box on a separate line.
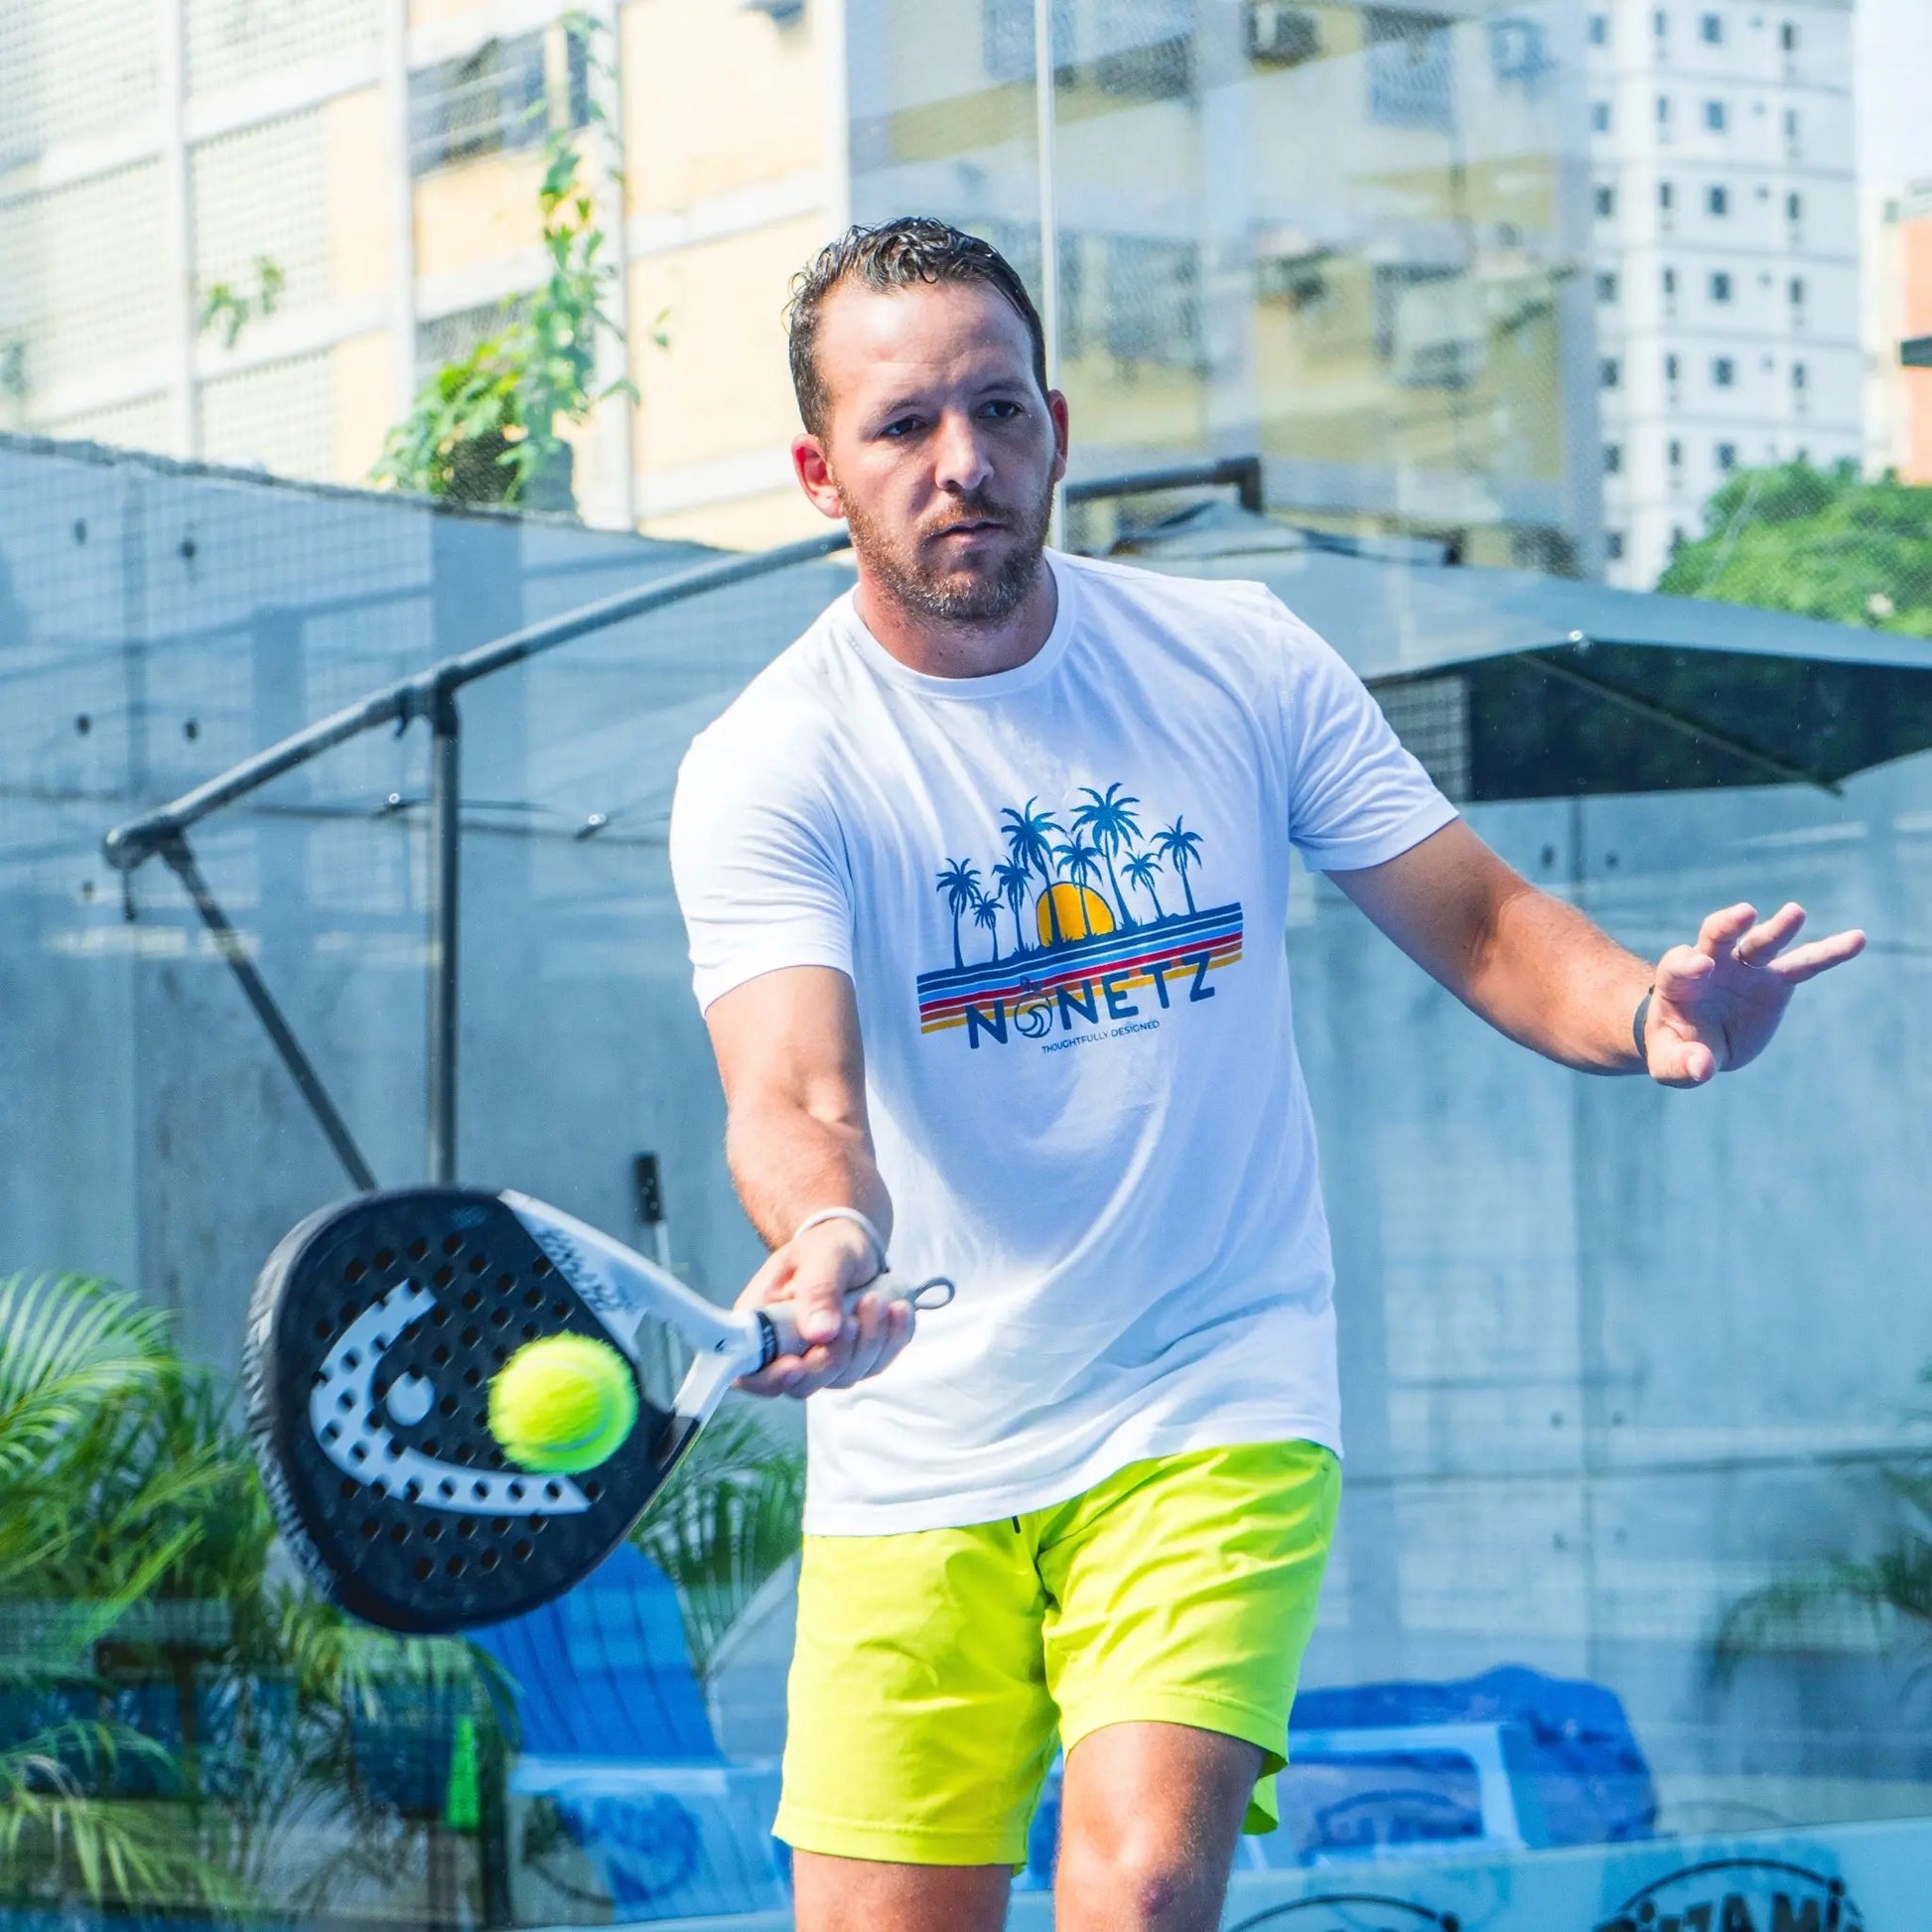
[426, 686, 462, 1184]
[1034, 0, 1062, 549]
[161, 837, 378, 1192]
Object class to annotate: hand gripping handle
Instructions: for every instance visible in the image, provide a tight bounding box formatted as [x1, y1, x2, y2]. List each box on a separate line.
[754, 1275, 955, 1368]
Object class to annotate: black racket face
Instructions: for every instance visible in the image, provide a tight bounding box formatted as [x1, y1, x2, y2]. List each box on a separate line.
[245, 1186, 695, 1634]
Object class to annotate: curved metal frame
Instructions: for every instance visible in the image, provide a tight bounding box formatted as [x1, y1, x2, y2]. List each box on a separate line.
[102, 528, 853, 1188]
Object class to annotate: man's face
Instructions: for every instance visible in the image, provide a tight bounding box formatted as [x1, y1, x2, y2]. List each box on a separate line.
[794, 278, 1067, 624]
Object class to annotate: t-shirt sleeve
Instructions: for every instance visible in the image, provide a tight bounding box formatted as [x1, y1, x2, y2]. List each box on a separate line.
[1268, 594, 1459, 872]
[669, 726, 854, 1013]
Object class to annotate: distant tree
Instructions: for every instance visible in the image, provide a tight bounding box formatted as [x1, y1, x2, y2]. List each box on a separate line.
[1656, 460, 1932, 636]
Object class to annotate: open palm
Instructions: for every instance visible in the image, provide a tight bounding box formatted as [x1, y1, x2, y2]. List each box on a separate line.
[1646, 901, 1865, 1087]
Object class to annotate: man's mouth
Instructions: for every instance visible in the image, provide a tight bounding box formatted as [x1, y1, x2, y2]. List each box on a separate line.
[931, 517, 1008, 540]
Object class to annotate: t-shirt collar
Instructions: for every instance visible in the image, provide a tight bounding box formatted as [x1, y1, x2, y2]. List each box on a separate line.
[832, 548, 1077, 701]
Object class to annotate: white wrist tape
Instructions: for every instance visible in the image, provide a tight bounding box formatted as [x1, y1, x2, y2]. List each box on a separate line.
[791, 1206, 889, 1278]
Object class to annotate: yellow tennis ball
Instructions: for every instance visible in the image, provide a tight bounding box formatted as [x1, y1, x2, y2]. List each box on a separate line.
[488, 1333, 638, 1475]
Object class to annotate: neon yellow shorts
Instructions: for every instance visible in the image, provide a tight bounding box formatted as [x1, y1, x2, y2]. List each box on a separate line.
[774, 1439, 1339, 1867]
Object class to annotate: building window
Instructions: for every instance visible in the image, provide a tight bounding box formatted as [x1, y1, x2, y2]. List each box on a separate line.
[1784, 106, 1800, 145]
[1713, 355, 1734, 386]
[1604, 443, 1623, 474]
[1606, 531, 1626, 559]
[1788, 274, 1806, 306]
[1792, 360, 1808, 389]
[1596, 271, 1619, 303]
[1704, 98, 1726, 132]
[1247, 3, 1322, 68]
[1662, 266, 1678, 300]
[1665, 352, 1681, 381]
[1785, 190, 1802, 222]
[1707, 184, 1728, 215]
[1592, 99, 1611, 132]
[1094, 0, 1197, 99]
[408, 28, 585, 174]
[1594, 185, 1616, 217]
[1653, 8, 1668, 35]
[1660, 181, 1675, 211]
[1103, 236, 1201, 366]
[1710, 269, 1731, 302]
[1600, 356, 1621, 387]
[1716, 441, 1736, 470]
[1668, 438, 1683, 465]
[1657, 94, 1672, 126]
[1589, 12, 1608, 44]
[1780, 21, 1797, 52]
[1700, 11, 1723, 43]
[1366, 9, 1456, 132]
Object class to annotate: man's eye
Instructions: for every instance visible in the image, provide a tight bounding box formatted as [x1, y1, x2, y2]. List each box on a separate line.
[882, 417, 922, 438]
[982, 400, 1024, 419]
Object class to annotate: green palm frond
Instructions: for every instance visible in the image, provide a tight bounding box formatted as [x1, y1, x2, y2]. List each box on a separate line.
[0, 1273, 172, 1481]
[628, 1406, 805, 1679]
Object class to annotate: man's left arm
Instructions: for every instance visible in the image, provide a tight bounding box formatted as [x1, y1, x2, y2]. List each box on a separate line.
[1329, 819, 1866, 1086]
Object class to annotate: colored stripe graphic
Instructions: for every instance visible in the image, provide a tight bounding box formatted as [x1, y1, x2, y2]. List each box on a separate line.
[915, 903, 1244, 1032]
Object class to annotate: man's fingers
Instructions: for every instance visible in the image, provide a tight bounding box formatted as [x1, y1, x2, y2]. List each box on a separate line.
[1767, 927, 1867, 984]
[1653, 942, 1717, 1001]
[1697, 902, 1757, 958]
[1734, 901, 1804, 964]
[1648, 1028, 1718, 1088]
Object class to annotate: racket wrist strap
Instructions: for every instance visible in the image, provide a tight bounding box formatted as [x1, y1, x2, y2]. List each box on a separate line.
[791, 1206, 888, 1278]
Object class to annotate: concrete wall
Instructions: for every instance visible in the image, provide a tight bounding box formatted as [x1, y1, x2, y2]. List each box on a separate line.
[4, 436, 1930, 1833]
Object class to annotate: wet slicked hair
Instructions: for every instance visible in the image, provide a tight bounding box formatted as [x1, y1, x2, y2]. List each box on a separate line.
[784, 217, 1049, 438]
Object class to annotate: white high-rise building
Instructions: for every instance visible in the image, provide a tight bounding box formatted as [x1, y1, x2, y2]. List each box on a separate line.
[1584, 0, 1860, 587]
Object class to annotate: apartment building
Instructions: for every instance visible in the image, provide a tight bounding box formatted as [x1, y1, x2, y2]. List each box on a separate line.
[1584, 0, 1861, 587]
[2, 0, 1603, 568]
[1863, 177, 1932, 483]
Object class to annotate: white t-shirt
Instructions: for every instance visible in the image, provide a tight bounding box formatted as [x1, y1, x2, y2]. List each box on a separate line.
[670, 550, 1454, 1535]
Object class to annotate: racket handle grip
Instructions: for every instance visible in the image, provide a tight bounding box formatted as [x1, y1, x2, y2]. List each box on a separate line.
[752, 1275, 953, 1369]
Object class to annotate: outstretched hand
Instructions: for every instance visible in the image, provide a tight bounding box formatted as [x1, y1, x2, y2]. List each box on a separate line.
[731, 1219, 913, 1400]
[1644, 902, 1865, 1087]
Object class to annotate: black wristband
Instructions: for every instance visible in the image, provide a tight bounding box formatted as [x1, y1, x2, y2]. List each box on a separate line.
[1632, 986, 1654, 1065]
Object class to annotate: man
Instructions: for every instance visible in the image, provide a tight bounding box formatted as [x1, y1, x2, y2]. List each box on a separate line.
[667, 218, 1863, 1932]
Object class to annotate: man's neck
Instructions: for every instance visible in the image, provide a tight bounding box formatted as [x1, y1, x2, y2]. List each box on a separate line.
[852, 555, 1059, 681]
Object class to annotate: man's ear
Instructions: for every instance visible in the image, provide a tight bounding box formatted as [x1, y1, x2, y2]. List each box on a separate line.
[792, 433, 844, 519]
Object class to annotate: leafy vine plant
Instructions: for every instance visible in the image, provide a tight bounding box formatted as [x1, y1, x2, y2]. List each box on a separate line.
[373, 14, 650, 512]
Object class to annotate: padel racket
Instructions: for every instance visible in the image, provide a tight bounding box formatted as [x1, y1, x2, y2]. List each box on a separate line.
[244, 1185, 950, 1634]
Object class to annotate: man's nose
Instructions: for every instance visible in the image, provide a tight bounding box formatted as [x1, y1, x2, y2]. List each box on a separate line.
[931, 410, 992, 497]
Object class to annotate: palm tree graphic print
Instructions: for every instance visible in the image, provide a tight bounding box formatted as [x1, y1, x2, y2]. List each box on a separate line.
[920, 783, 1244, 1049]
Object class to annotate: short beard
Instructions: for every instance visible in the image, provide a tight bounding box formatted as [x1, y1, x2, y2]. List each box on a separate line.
[841, 473, 1054, 627]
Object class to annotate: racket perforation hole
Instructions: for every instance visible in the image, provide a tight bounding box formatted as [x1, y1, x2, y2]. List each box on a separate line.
[342, 1350, 359, 1371]
[461, 1290, 482, 1312]
[481, 1550, 499, 1571]
[359, 1518, 378, 1540]
[314, 1318, 333, 1340]
[373, 1248, 395, 1270]
[462, 1368, 481, 1388]
[467, 1254, 487, 1276]
[425, 1521, 444, 1541]
[460, 1326, 480, 1347]
[489, 1308, 510, 1328]
[408, 1239, 428, 1260]
[336, 1392, 354, 1412]
[506, 1480, 524, 1501]
[455, 1445, 475, 1465]
[519, 1322, 538, 1341]
[434, 1266, 454, 1288]
[583, 1479, 603, 1501]
[340, 1302, 359, 1324]
[512, 1539, 532, 1561]
[345, 1259, 366, 1283]
[521, 1289, 541, 1310]
[490, 1345, 508, 1365]
[321, 1421, 341, 1443]
[442, 1235, 462, 1257]
[414, 1558, 434, 1580]
[532, 1257, 551, 1277]
[431, 1306, 451, 1327]
[460, 1518, 479, 1538]
[446, 1557, 466, 1577]
[491, 1516, 510, 1534]
[542, 1481, 562, 1501]
[339, 1478, 356, 1499]
[439, 1396, 458, 1418]
[551, 1300, 570, 1318]
[403, 1479, 422, 1502]
[499, 1275, 518, 1293]
[432, 1344, 451, 1366]
[389, 1523, 408, 1545]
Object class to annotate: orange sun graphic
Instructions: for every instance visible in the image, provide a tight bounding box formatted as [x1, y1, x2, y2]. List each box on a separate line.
[1035, 883, 1115, 946]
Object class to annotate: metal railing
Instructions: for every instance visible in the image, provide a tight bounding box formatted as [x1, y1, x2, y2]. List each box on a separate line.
[102, 528, 854, 1192]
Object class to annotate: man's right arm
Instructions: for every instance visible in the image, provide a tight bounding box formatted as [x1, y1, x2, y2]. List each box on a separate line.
[705, 963, 913, 1399]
